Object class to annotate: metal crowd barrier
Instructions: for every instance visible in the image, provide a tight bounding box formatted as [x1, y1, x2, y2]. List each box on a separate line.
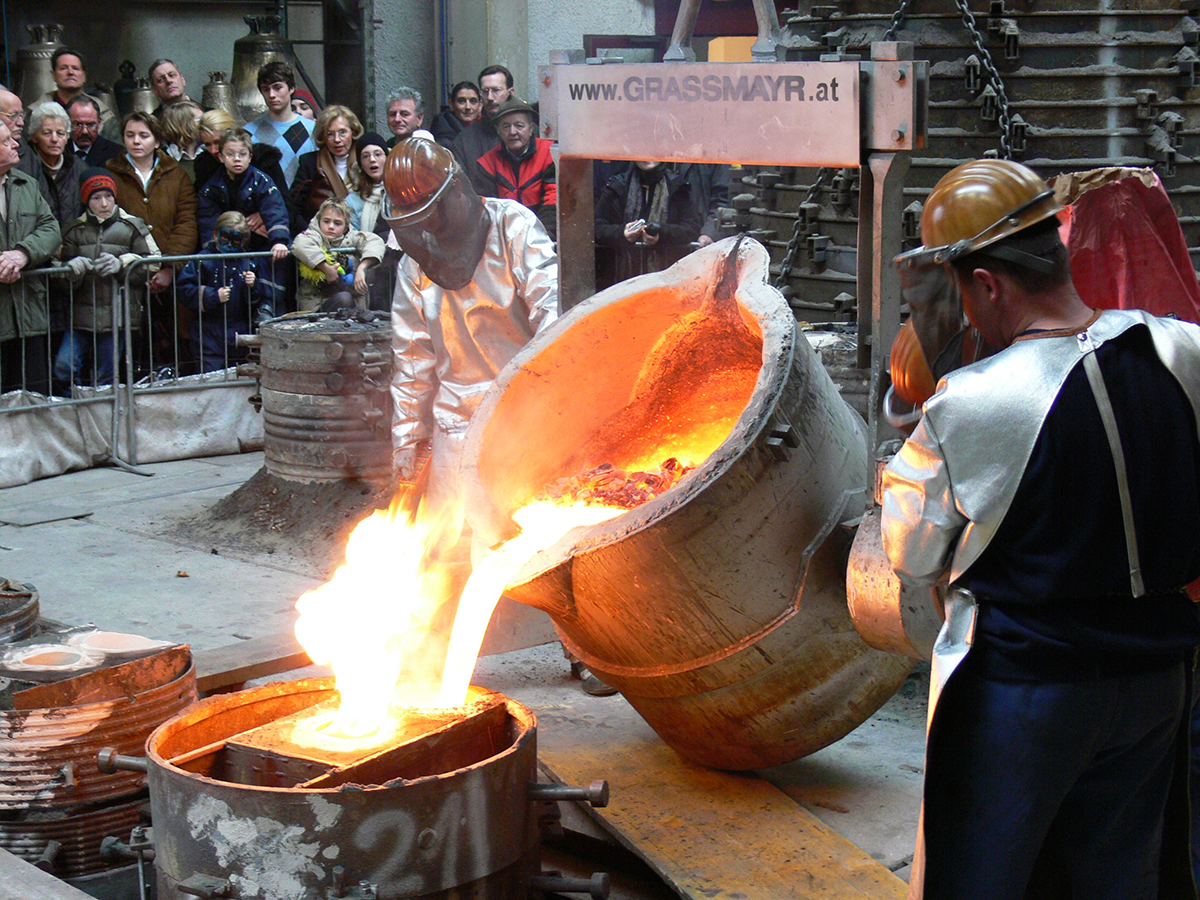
[1, 249, 294, 474]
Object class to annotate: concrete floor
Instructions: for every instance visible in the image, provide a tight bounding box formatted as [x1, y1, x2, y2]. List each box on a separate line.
[0, 451, 928, 891]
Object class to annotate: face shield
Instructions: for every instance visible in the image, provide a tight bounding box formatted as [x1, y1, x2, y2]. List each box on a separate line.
[382, 139, 488, 291]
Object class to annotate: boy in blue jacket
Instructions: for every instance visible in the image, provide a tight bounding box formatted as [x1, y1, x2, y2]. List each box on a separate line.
[176, 211, 278, 373]
[197, 128, 291, 259]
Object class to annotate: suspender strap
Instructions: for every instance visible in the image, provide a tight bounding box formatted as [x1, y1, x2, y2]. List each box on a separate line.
[1079, 333, 1146, 597]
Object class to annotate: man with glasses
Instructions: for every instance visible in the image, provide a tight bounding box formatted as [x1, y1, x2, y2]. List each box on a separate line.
[66, 96, 121, 168]
[450, 65, 517, 195]
[0, 87, 26, 152]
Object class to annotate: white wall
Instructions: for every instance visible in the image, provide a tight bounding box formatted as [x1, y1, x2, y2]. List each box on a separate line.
[523, 0, 655, 94]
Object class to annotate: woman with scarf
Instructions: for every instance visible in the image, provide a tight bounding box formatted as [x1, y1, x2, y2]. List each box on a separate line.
[345, 132, 397, 310]
[430, 81, 482, 146]
[290, 104, 362, 234]
[594, 159, 703, 289]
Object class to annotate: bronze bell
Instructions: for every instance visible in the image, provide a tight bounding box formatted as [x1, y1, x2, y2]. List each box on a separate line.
[202, 72, 240, 123]
[113, 60, 139, 117]
[232, 14, 300, 123]
[92, 83, 117, 118]
[17, 23, 65, 108]
[127, 78, 158, 117]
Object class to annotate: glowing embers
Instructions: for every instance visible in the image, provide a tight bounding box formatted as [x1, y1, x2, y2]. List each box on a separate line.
[540, 459, 694, 509]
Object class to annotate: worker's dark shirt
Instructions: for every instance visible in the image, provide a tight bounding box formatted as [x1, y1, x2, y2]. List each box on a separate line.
[961, 324, 1200, 680]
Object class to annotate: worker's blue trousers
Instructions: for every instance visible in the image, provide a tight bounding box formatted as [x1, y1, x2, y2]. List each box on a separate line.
[922, 654, 1189, 900]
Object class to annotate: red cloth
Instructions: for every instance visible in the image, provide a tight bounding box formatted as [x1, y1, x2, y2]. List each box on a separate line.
[1060, 169, 1200, 323]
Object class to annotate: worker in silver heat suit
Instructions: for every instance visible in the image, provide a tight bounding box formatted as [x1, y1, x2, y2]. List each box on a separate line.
[382, 137, 558, 511]
[881, 158, 1200, 899]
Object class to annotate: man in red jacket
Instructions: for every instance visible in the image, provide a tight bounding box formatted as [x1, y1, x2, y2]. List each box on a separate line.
[476, 98, 556, 241]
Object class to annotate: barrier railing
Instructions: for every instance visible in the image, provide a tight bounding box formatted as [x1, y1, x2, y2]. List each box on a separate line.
[4, 247, 370, 478]
[0, 264, 142, 472]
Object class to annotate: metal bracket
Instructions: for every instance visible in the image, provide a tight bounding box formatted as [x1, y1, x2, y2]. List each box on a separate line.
[1134, 89, 1158, 127]
[1159, 110, 1185, 148]
[860, 45, 928, 152]
[1000, 18, 1020, 61]
[964, 54, 982, 94]
[980, 84, 999, 121]
[987, 0, 1006, 32]
[1009, 113, 1027, 156]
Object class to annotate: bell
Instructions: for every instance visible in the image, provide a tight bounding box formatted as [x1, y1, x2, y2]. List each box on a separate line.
[202, 72, 240, 123]
[232, 15, 301, 122]
[17, 23, 65, 108]
[113, 60, 139, 117]
[128, 78, 158, 117]
[92, 83, 117, 118]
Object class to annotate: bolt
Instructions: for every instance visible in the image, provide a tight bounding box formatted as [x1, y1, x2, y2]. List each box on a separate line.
[892, 126, 906, 142]
[893, 66, 907, 82]
[542, 74, 551, 86]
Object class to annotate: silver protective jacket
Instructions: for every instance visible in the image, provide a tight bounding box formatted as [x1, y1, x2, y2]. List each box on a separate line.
[882, 308, 1200, 696]
[390, 198, 559, 500]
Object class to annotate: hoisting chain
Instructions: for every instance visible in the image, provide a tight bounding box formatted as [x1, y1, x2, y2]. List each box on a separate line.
[954, 0, 1015, 158]
[773, 168, 833, 289]
[883, 0, 916, 42]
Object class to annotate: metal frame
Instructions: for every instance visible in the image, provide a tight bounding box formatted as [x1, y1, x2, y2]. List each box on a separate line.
[540, 40, 927, 448]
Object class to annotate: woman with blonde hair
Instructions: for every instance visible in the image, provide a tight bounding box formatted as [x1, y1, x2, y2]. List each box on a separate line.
[160, 100, 204, 181]
[290, 104, 363, 231]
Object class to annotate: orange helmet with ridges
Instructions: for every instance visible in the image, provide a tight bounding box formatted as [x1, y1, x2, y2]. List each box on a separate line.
[382, 137, 457, 226]
[897, 159, 1062, 269]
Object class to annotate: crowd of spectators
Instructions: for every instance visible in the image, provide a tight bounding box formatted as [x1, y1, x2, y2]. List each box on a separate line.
[0, 52, 725, 390]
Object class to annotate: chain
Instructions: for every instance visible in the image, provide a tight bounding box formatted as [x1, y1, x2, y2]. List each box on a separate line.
[955, 0, 1014, 158]
[883, 0, 916, 41]
[773, 168, 832, 289]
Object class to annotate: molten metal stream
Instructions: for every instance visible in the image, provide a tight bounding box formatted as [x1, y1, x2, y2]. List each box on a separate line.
[439, 501, 624, 706]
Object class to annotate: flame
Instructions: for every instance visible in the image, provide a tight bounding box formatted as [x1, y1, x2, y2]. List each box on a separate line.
[293, 488, 621, 740]
[293, 497, 464, 738]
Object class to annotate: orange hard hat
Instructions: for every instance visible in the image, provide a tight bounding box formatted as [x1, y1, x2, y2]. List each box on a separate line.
[896, 159, 1062, 268]
[383, 137, 457, 226]
[889, 320, 937, 406]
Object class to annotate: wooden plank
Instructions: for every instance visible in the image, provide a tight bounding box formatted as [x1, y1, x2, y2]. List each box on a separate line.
[0, 848, 97, 900]
[537, 715, 907, 900]
[193, 632, 313, 695]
